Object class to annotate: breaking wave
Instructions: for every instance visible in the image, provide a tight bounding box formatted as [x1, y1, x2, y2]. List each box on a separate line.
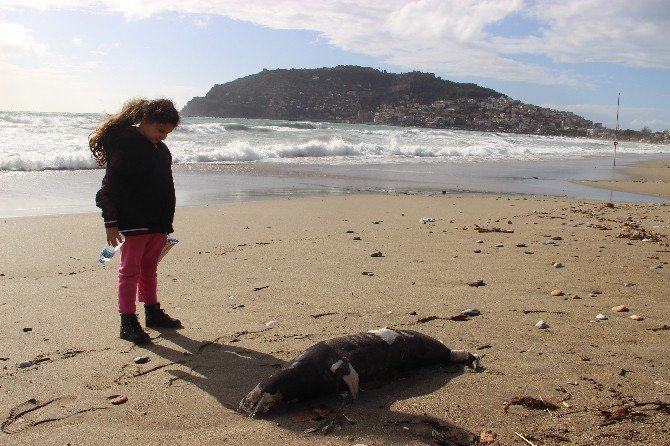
[0, 112, 666, 171]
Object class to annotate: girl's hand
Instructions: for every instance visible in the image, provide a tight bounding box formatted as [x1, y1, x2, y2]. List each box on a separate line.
[106, 227, 124, 247]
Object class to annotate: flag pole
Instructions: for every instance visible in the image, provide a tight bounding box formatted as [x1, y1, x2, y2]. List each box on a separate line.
[613, 93, 620, 167]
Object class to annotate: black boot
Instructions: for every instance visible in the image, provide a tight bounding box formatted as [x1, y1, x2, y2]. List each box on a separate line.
[120, 313, 151, 344]
[145, 303, 182, 329]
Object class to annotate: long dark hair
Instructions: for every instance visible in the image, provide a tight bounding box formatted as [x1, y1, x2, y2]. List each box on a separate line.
[89, 98, 180, 166]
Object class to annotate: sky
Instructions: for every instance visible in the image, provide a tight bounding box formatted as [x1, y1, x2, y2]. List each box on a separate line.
[1, 0, 669, 131]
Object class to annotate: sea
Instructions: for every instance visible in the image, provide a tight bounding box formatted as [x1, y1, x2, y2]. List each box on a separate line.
[1, 111, 668, 217]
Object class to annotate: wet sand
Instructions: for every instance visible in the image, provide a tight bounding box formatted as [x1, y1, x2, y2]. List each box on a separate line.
[1, 159, 669, 445]
[2, 154, 668, 219]
[578, 157, 670, 200]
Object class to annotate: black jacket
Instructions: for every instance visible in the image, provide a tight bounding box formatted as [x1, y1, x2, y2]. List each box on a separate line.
[95, 126, 175, 235]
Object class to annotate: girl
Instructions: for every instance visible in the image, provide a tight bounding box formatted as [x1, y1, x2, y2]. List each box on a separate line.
[90, 98, 182, 344]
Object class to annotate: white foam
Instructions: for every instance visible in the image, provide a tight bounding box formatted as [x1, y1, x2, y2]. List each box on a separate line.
[1, 112, 667, 171]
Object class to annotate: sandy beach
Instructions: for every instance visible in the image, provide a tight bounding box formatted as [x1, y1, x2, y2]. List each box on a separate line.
[2, 160, 669, 445]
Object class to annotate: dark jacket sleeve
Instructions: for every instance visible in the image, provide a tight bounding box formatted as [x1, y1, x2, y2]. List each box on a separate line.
[95, 133, 131, 228]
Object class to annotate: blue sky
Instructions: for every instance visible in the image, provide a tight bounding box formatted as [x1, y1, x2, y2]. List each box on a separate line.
[1, 1, 669, 131]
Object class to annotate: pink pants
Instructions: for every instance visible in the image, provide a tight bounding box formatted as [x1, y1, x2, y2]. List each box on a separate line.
[118, 233, 166, 314]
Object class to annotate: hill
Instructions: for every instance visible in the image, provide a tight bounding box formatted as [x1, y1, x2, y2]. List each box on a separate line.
[182, 66, 620, 137]
[181, 65, 501, 122]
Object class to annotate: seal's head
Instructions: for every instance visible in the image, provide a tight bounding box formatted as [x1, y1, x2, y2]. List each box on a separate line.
[238, 384, 283, 416]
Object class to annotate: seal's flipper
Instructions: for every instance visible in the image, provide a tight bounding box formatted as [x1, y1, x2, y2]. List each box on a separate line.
[330, 359, 360, 399]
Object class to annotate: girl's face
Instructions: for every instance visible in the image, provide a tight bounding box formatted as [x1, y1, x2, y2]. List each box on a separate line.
[138, 118, 176, 144]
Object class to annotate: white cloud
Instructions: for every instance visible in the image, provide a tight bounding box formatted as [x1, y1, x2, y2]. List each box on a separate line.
[545, 102, 668, 131]
[0, 20, 46, 57]
[3, 0, 669, 86]
[495, 1, 670, 69]
[88, 41, 120, 55]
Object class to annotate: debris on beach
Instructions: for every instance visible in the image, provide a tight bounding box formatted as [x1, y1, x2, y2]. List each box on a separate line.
[353, 236, 361, 240]
[370, 251, 383, 257]
[430, 425, 478, 445]
[473, 225, 514, 233]
[550, 290, 564, 296]
[629, 314, 644, 321]
[265, 320, 278, 328]
[494, 243, 504, 248]
[618, 221, 667, 243]
[461, 309, 481, 317]
[309, 312, 337, 319]
[420, 217, 436, 224]
[595, 314, 608, 321]
[599, 400, 670, 425]
[535, 320, 549, 329]
[475, 239, 484, 243]
[17, 361, 32, 368]
[109, 395, 128, 405]
[22, 327, 32, 332]
[650, 263, 664, 270]
[552, 262, 563, 268]
[515, 243, 527, 247]
[612, 305, 629, 312]
[588, 223, 612, 231]
[417, 315, 441, 323]
[133, 356, 150, 364]
[298, 405, 355, 435]
[502, 396, 558, 413]
[479, 430, 497, 443]
[362, 271, 374, 276]
[467, 279, 486, 287]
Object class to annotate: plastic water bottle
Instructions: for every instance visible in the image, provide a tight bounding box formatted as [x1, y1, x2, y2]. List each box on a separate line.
[99, 243, 122, 264]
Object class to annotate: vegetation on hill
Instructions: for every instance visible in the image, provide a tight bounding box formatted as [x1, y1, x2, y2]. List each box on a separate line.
[182, 65, 501, 121]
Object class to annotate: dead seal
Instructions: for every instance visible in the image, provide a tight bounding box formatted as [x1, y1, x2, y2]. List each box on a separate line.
[238, 328, 480, 416]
